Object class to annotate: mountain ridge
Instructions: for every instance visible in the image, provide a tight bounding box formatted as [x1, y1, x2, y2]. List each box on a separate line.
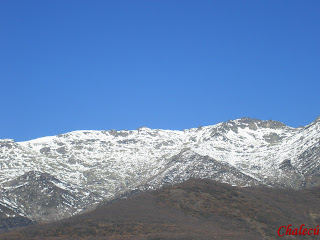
[0, 116, 319, 222]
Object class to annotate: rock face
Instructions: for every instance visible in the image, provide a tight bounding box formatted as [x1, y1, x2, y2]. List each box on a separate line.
[0, 171, 102, 222]
[0, 203, 33, 232]
[0, 117, 320, 222]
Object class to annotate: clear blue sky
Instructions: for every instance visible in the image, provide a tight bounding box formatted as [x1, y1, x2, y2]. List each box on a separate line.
[1, 0, 319, 141]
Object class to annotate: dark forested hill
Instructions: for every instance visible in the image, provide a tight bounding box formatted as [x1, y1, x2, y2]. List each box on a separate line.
[1, 178, 320, 240]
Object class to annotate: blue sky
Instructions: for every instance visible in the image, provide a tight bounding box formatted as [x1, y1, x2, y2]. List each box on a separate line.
[1, 0, 319, 141]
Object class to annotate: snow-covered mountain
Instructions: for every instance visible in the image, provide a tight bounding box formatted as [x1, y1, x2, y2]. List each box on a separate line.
[0, 117, 320, 222]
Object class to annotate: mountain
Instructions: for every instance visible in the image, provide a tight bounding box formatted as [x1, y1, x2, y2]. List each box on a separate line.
[0, 117, 319, 222]
[1, 178, 320, 240]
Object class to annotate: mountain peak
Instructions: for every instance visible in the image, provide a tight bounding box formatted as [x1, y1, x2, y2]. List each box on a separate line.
[216, 117, 287, 132]
[234, 117, 287, 128]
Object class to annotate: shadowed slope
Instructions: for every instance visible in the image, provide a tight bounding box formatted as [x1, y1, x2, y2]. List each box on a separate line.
[0, 203, 33, 232]
[1, 178, 320, 239]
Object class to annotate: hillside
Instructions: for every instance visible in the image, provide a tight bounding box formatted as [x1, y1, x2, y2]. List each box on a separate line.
[1, 178, 320, 240]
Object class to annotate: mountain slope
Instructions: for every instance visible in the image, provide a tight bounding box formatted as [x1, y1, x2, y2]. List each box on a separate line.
[0, 203, 33, 232]
[0, 117, 319, 221]
[1, 178, 320, 240]
[0, 171, 101, 222]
